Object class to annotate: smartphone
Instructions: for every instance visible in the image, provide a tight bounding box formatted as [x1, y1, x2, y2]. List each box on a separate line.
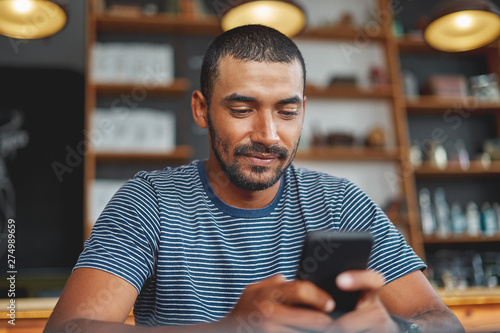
[295, 231, 374, 317]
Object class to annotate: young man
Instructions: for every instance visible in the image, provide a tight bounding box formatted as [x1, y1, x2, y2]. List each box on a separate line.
[45, 25, 464, 333]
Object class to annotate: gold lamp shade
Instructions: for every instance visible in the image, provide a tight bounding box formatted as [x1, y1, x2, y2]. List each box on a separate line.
[425, 0, 500, 52]
[0, 0, 67, 39]
[221, 0, 306, 38]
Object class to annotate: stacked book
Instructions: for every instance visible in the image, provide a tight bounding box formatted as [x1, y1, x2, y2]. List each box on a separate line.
[92, 107, 176, 153]
[91, 42, 174, 85]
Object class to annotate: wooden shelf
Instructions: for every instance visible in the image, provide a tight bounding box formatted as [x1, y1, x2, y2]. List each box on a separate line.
[94, 13, 222, 35]
[297, 25, 386, 42]
[305, 84, 393, 99]
[295, 146, 400, 161]
[423, 234, 500, 244]
[414, 161, 500, 177]
[405, 95, 500, 114]
[0, 297, 58, 319]
[95, 146, 192, 163]
[93, 78, 190, 97]
[436, 287, 500, 306]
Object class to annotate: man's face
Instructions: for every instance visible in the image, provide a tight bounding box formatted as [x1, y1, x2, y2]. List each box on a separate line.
[206, 56, 305, 191]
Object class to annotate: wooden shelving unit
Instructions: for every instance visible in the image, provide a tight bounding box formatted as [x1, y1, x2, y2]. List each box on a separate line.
[305, 84, 394, 99]
[94, 78, 190, 97]
[396, 21, 500, 327]
[95, 146, 193, 163]
[405, 95, 500, 114]
[294, 0, 424, 257]
[94, 12, 222, 35]
[423, 234, 500, 244]
[83, 1, 202, 239]
[298, 25, 386, 41]
[414, 161, 500, 177]
[295, 146, 400, 161]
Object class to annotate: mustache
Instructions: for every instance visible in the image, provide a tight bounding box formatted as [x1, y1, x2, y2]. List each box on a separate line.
[234, 143, 289, 159]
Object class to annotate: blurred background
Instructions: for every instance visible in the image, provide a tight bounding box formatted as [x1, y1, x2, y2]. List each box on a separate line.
[1, 0, 500, 331]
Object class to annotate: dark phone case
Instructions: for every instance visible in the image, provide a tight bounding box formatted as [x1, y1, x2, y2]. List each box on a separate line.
[295, 231, 374, 317]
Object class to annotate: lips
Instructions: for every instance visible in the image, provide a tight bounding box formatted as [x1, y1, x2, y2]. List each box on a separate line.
[244, 153, 278, 166]
[234, 143, 289, 163]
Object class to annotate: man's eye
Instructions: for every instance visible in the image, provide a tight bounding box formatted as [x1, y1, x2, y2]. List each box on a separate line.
[230, 109, 251, 115]
[279, 111, 299, 118]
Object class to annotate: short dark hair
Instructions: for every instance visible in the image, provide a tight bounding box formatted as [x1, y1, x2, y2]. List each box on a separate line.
[200, 24, 306, 106]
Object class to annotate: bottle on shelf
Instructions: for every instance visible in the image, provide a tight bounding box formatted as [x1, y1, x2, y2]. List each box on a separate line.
[493, 202, 500, 232]
[419, 188, 436, 235]
[450, 202, 466, 235]
[465, 202, 481, 237]
[434, 187, 451, 238]
[409, 141, 423, 168]
[428, 142, 448, 170]
[454, 139, 470, 171]
[472, 253, 485, 287]
[480, 202, 497, 237]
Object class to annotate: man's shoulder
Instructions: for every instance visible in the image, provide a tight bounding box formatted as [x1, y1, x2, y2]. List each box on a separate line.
[133, 160, 200, 184]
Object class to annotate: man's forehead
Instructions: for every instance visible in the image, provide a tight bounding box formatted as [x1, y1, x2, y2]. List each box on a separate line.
[217, 55, 302, 73]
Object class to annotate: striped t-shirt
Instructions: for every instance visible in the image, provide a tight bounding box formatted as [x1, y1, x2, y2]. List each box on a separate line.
[75, 160, 425, 327]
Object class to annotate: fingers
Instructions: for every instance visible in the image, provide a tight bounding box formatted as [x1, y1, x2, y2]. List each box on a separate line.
[247, 274, 334, 313]
[336, 270, 385, 292]
[229, 274, 336, 332]
[327, 270, 397, 332]
[271, 306, 334, 332]
[331, 303, 399, 333]
[279, 279, 334, 313]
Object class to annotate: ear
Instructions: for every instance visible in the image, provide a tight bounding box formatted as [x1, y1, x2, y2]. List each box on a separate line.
[192, 90, 208, 129]
[301, 94, 306, 123]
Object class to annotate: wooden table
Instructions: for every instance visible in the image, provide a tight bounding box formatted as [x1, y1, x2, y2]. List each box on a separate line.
[436, 287, 500, 332]
[1, 289, 499, 332]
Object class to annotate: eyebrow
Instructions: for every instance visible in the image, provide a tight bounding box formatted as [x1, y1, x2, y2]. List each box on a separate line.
[223, 93, 257, 103]
[223, 93, 302, 105]
[278, 96, 302, 105]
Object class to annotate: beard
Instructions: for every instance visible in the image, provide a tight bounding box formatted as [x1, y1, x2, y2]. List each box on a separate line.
[207, 112, 298, 191]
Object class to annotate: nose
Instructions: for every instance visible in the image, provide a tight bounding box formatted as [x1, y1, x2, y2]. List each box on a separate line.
[250, 111, 279, 147]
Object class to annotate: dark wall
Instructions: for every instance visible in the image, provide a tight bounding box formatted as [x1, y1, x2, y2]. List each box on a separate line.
[0, 66, 85, 268]
[0, 1, 86, 297]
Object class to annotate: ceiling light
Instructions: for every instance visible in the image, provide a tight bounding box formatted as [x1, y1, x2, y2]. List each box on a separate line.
[0, 0, 67, 39]
[424, 0, 500, 52]
[221, 0, 306, 38]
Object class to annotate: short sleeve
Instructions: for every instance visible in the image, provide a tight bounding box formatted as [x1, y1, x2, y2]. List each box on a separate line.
[339, 180, 426, 284]
[74, 176, 160, 292]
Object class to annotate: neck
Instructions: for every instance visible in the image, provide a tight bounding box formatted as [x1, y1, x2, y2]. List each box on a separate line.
[204, 158, 281, 209]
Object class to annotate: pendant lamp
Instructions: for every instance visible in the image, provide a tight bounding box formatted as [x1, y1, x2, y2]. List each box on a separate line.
[424, 0, 500, 52]
[220, 0, 306, 38]
[0, 0, 67, 39]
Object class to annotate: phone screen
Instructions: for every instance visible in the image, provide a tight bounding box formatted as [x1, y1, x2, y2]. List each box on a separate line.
[295, 231, 374, 317]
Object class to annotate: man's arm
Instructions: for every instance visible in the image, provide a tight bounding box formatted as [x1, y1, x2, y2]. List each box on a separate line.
[379, 270, 464, 332]
[45, 268, 239, 333]
[44, 268, 149, 333]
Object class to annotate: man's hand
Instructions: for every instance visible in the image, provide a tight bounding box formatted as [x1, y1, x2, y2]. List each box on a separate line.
[328, 270, 399, 333]
[220, 274, 335, 332]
